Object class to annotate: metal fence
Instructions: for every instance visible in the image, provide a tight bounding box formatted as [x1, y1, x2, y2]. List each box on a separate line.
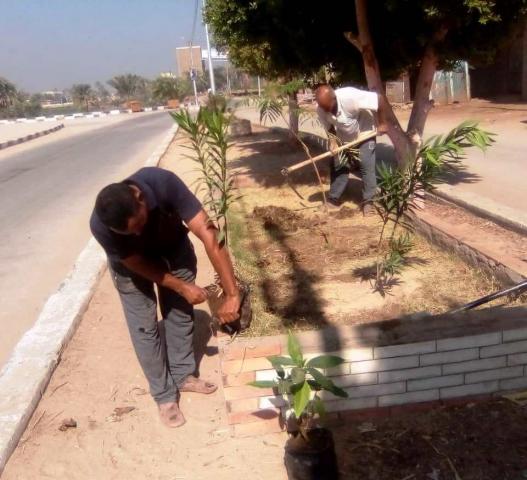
[430, 64, 471, 104]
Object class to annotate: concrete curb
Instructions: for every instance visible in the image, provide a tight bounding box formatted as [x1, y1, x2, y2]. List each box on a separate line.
[0, 122, 179, 474]
[411, 212, 525, 286]
[431, 190, 527, 237]
[0, 124, 64, 151]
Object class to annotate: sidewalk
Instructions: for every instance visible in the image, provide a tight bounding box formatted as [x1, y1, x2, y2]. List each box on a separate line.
[0, 121, 63, 145]
[1, 134, 287, 480]
[236, 98, 527, 233]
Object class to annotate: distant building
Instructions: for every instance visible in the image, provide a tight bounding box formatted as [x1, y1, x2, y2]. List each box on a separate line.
[176, 46, 203, 77]
[40, 90, 68, 106]
[201, 48, 229, 70]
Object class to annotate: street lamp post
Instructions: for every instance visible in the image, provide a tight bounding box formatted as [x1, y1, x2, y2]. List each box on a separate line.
[203, 0, 216, 94]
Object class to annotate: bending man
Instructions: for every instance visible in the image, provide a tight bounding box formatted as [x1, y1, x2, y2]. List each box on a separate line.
[316, 84, 380, 213]
[90, 166, 240, 428]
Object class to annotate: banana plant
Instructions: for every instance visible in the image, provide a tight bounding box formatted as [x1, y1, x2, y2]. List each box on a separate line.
[249, 331, 348, 438]
[372, 121, 495, 294]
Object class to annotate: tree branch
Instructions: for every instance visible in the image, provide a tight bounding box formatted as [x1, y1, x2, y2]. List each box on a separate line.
[343, 32, 362, 52]
[353, 0, 411, 165]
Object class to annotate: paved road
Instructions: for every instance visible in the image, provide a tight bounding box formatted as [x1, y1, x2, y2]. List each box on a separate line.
[0, 112, 173, 367]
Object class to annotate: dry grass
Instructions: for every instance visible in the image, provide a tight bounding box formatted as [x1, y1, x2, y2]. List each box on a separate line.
[226, 128, 518, 337]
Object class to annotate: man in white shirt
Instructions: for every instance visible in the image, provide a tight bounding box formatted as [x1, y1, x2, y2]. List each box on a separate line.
[316, 84, 379, 213]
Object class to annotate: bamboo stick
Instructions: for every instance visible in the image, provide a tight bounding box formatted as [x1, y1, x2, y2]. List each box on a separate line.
[281, 130, 377, 176]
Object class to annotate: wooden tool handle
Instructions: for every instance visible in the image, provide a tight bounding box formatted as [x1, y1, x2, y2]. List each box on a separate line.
[281, 130, 377, 176]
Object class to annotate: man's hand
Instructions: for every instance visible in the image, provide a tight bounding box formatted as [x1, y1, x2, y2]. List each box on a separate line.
[216, 293, 241, 324]
[178, 283, 209, 305]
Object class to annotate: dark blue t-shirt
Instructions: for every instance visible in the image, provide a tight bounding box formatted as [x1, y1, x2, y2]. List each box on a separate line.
[90, 167, 202, 266]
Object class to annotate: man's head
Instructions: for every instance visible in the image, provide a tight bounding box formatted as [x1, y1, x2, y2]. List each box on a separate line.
[95, 183, 148, 235]
[315, 84, 337, 114]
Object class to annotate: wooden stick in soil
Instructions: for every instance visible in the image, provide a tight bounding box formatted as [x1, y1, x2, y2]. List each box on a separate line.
[281, 130, 377, 176]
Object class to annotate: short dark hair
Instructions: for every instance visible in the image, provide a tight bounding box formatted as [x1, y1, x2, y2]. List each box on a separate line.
[94, 182, 139, 231]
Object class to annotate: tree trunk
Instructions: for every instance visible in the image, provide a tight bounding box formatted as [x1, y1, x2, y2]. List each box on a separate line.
[288, 90, 299, 138]
[347, 0, 413, 165]
[406, 27, 448, 147]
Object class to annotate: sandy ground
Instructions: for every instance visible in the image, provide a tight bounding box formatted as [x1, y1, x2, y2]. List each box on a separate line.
[2, 136, 289, 480]
[224, 126, 509, 336]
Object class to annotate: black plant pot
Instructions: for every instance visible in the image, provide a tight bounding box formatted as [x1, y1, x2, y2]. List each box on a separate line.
[284, 428, 339, 480]
[205, 280, 252, 335]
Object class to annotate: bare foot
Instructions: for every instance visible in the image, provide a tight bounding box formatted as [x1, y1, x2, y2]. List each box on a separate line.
[179, 375, 218, 394]
[158, 402, 186, 428]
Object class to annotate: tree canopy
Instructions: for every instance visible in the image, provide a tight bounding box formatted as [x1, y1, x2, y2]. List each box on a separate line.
[205, 0, 527, 161]
[108, 74, 146, 102]
[0, 77, 17, 109]
[71, 83, 93, 112]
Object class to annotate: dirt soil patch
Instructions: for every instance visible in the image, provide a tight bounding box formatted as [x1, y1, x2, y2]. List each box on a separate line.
[227, 127, 516, 336]
[333, 397, 527, 480]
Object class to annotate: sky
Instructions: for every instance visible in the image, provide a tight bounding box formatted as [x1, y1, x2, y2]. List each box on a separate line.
[0, 0, 207, 92]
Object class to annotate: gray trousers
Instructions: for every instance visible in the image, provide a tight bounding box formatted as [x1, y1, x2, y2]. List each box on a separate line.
[110, 242, 197, 404]
[329, 138, 377, 203]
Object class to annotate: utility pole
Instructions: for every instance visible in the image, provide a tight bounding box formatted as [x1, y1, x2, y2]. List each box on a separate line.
[188, 42, 199, 107]
[203, 0, 216, 94]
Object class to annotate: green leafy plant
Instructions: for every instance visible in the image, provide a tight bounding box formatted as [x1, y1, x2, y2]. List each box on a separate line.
[249, 331, 348, 438]
[372, 121, 494, 293]
[170, 107, 236, 246]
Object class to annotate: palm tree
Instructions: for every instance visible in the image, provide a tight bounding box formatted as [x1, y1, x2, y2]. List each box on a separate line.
[107, 74, 145, 102]
[0, 77, 18, 109]
[152, 76, 184, 103]
[71, 83, 93, 112]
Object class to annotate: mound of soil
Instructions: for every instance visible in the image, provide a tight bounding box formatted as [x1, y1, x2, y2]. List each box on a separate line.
[253, 205, 313, 233]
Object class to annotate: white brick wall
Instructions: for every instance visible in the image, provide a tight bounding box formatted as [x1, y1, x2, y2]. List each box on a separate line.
[420, 348, 478, 366]
[379, 389, 439, 407]
[464, 366, 523, 384]
[436, 332, 501, 351]
[325, 396, 377, 412]
[350, 355, 419, 374]
[440, 380, 499, 399]
[408, 374, 463, 391]
[374, 341, 436, 359]
[249, 323, 527, 416]
[480, 340, 527, 358]
[503, 328, 527, 342]
[332, 372, 377, 388]
[442, 356, 506, 375]
[379, 366, 441, 383]
[508, 353, 527, 366]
